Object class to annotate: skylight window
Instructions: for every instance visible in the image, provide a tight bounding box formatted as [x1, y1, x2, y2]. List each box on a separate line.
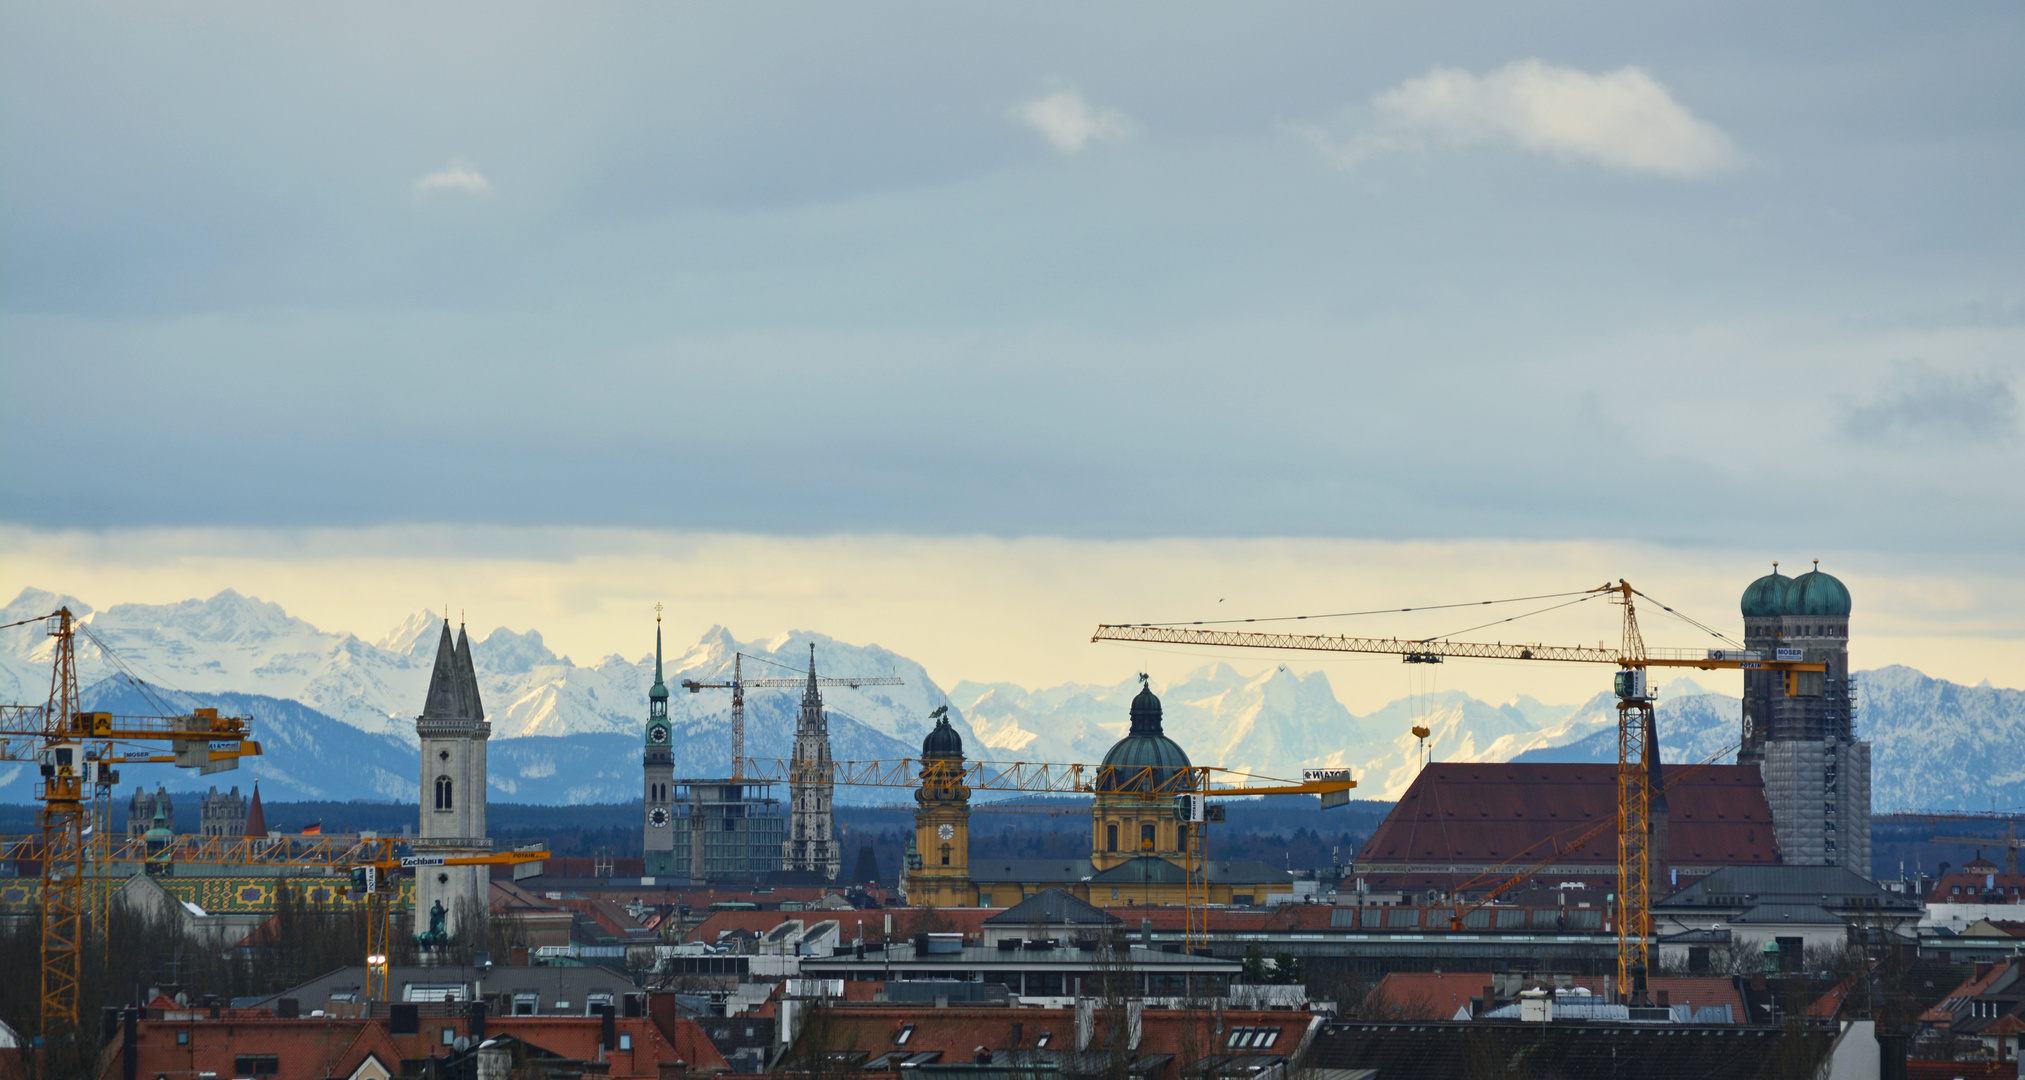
[896, 1024, 916, 1046]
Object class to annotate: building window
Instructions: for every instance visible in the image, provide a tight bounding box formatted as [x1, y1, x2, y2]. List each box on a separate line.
[1107, 824, 1118, 852]
[619, 1034, 633, 1051]
[896, 1024, 916, 1045]
[1141, 824, 1155, 851]
[434, 775, 453, 811]
[1112, 888, 1120, 900]
[176, 1031, 189, 1046]
[940, 844, 951, 866]
[442, 1028, 456, 1045]
[234, 1056, 279, 1077]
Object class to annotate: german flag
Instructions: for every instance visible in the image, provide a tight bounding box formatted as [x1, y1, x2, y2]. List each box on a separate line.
[301, 822, 322, 836]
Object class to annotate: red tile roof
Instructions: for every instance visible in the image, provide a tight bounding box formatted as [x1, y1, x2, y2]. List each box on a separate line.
[1371, 972, 1745, 1023]
[103, 1010, 726, 1080]
[1926, 872, 2025, 904]
[1358, 764, 1777, 868]
[1921, 959, 2017, 1026]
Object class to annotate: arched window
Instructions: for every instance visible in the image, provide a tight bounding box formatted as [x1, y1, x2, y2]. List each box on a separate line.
[1140, 823, 1155, 851]
[939, 843, 952, 866]
[1107, 824, 1119, 852]
[435, 775, 453, 811]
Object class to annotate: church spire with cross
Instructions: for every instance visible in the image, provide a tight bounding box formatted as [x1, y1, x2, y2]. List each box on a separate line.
[643, 605, 676, 875]
[783, 643, 841, 880]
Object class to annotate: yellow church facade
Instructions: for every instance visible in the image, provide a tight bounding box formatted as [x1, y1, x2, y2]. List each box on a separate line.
[902, 686, 1294, 910]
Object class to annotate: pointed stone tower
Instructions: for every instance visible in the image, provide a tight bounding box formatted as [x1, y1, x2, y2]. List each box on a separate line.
[416, 621, 492, 940]
[783, 645, 841, 880]
[643, 609, 677, 877]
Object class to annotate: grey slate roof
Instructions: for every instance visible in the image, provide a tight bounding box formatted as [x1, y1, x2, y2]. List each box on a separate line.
[1087, 857, 1293, 886]
[1729, 903, 1843, 925]
[1656, 864, 1918, 912]
[252, 964, 637, 1012]
[985, 889, 1120, 926]
[969, 858, 1097, 883]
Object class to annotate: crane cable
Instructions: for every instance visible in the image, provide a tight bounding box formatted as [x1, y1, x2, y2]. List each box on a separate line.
[1421, 590, 1611, 643]
[1629, 587, 1746, 651]
[1122, 589, 1606, 629]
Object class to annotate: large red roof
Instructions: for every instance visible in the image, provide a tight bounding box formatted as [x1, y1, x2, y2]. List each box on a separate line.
[1372, 972, 1745, 1023]
[1357, 764, 1777, 868]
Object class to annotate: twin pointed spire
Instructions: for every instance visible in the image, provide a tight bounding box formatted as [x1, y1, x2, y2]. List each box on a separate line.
[420, 619, 486, 721]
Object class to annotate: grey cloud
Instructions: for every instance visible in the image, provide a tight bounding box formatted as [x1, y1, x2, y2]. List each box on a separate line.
[1842, 361, 2020, 445]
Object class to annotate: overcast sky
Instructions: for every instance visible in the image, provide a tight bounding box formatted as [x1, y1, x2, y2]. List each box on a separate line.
[2, 4, 2021, 693]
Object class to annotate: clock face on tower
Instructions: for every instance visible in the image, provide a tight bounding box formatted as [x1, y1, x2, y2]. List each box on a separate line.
[649, 807, 670, 828]
[648, 723, 669, 745]
[937, 823, 954, 840]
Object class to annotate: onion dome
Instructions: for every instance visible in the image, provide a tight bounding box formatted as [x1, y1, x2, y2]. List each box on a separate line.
[1098, 682, 1192, 792]
[1740, 565, 1789, 619]
[921, 712, 964, 761]
[1783, 562, 1852, 617]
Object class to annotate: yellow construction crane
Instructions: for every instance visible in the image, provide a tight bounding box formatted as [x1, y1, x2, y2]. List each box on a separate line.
[679, 652, 903, 778]
[1090, 580, 1825, 1000]
[0, 608, 264, 1035]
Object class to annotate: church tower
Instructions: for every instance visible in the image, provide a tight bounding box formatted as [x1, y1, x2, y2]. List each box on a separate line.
[1737, 562, 1870, 876]
[643, 608, 676, 877]
[905, 707, 975, 907]
[783, 646, 841, 880]
[1091, 677, 1194, 872]
[415, 621, 491, 940]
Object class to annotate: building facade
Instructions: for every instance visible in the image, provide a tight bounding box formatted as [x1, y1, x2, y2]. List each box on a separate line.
[901, 683, 1293, 909]
[782, 648, 840, 880]
[198, 786, 248, 838]
[1736, 563, 1871, 876]
[415, 621, 491, 939]
[643, 614, 677, 877]
[667, 780, 785, 882]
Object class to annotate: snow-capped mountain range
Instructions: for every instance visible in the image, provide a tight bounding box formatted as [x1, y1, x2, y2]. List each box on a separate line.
[1, 587, 2017, 810]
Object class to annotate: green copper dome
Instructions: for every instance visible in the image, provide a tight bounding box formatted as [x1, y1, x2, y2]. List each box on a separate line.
[1740, 567, 1789, 619]
[1783, 565, 1852, 617]
[1098, 684, 1192, 791]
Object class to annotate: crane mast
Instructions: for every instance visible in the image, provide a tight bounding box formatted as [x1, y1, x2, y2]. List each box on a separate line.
[680, 652, 903, 779]
[0, 608, 264, 1034]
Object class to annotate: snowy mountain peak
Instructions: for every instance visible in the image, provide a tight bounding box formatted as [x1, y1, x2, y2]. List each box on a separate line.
[478, 626, 565, 675]
[375, 609, 445, 657]
[1, 587, 94, 622]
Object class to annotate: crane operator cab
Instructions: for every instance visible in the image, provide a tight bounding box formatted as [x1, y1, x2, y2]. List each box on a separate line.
[1612, 668, 1649, 702]
[37, 742, 113, 791]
